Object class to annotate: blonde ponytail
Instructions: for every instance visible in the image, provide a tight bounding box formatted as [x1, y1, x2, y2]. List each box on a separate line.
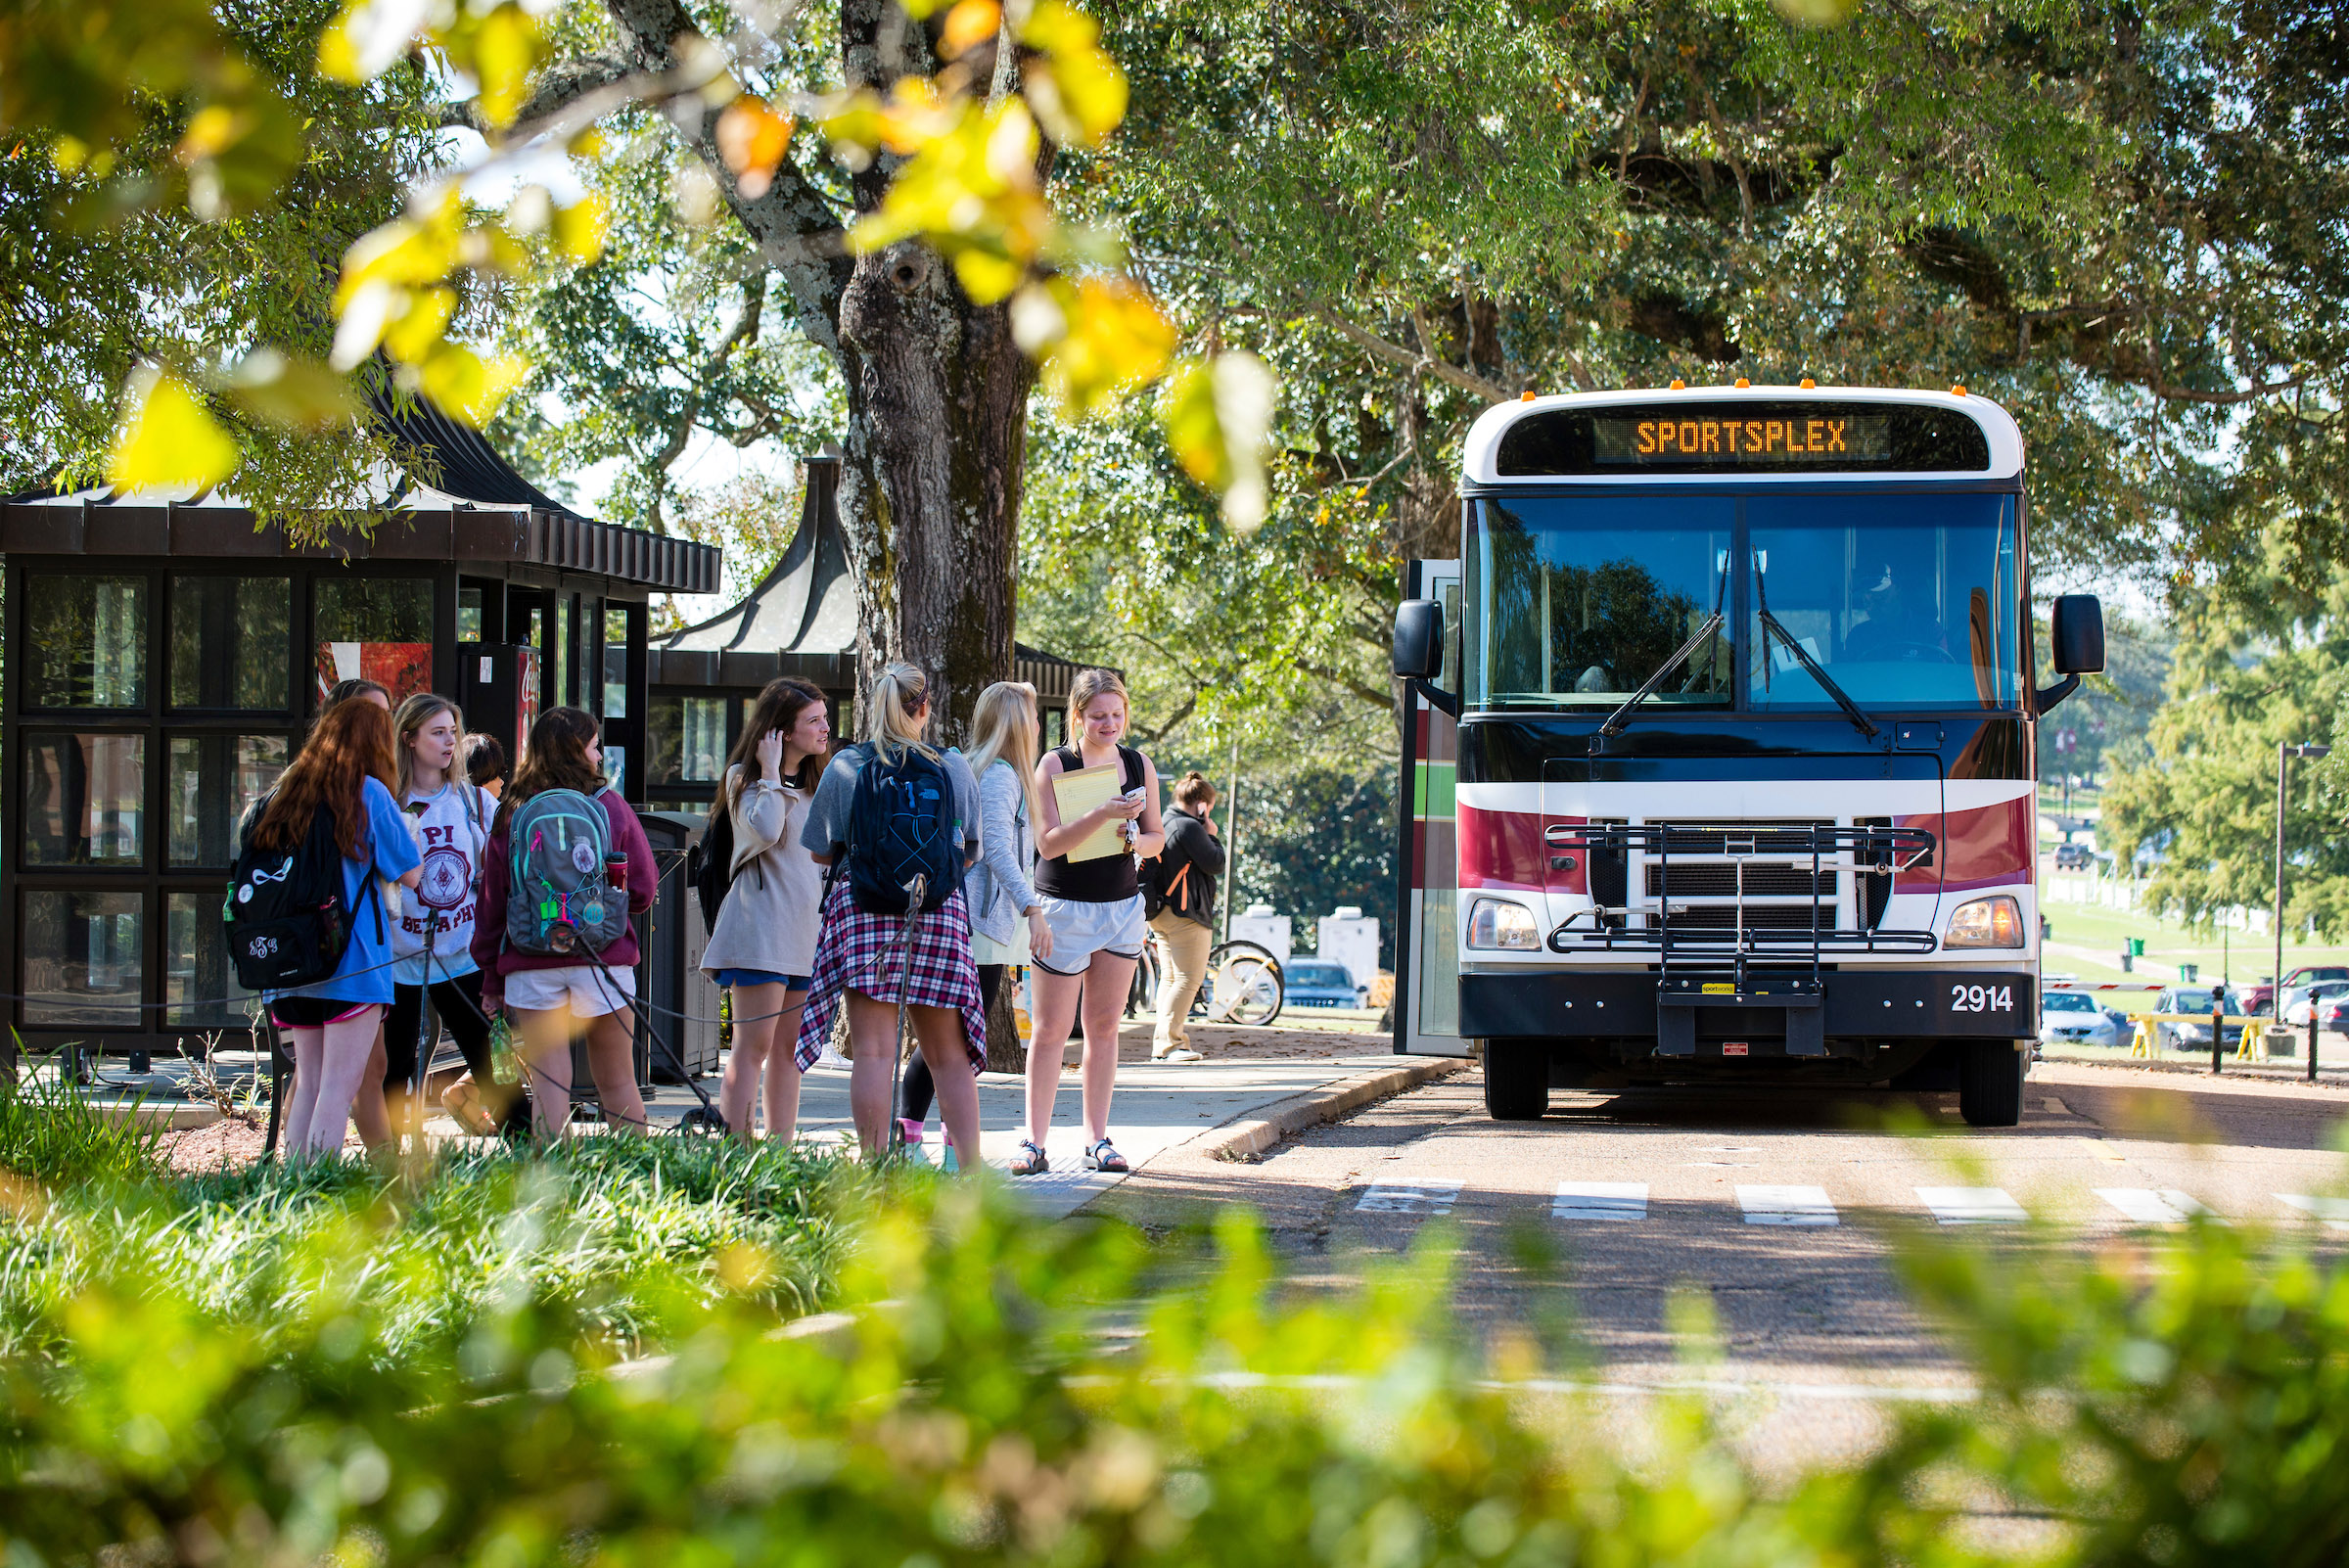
[865, 661, 939, 763]
[967, 680, 1043, 823]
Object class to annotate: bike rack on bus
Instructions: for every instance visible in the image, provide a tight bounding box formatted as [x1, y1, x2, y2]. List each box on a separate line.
[1542, 822, 1939, 1057]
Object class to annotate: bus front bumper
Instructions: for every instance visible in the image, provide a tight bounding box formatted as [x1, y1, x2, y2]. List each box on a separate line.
[1461, 968, 2034, 1055]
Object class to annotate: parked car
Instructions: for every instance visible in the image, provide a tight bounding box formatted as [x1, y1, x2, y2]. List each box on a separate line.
[2039, 990, 2120, 1049]
[2156, 986, 2249, 1050]
[2053, 843, 2094, 870]
[1282, 960, 1369, 1009]
[2244, 964, 2349, 1017]
[2280, 979, 2349, 1030]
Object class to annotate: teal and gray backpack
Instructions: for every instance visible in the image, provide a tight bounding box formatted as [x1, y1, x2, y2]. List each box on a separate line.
[504, 788, 629, 955]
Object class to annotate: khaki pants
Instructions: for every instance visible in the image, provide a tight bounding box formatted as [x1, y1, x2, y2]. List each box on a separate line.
[1148, 909, 1215, 1054]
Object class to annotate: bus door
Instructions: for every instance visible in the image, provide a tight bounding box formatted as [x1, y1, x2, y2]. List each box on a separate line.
[1395, 559, 1470, 1057]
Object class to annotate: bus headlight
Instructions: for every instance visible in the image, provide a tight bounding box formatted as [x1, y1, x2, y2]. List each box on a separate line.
[1945, 895, 2024, 948]
[1467, 898, 1542, 950]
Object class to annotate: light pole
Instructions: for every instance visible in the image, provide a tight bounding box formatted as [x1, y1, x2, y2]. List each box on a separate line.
[2276, 740, 2332, 1018]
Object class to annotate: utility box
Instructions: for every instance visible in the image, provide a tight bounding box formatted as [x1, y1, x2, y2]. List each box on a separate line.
[1231, 904, 1293, 965]
[1316, 905, 1381, 991]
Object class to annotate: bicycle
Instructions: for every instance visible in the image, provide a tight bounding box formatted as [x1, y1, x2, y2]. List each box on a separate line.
[1201, 940, 1285, 1026]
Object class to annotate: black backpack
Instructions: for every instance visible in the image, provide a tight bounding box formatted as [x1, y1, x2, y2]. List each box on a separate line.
[688, 797, 737, 937]
[222, 797, 380, 992]
[845, 746, 963, 915]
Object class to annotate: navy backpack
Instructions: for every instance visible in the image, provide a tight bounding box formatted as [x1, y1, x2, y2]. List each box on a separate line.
[844, 746, 964, 915]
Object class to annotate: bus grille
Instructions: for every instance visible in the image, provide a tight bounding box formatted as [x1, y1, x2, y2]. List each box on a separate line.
[1645, 864, 1837, 899]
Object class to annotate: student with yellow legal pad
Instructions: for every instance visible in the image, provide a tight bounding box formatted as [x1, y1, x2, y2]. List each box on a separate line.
[1012, 669, 1166, 1177]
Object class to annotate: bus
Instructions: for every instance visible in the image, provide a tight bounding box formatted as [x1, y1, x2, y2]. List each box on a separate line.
[1389, 385, 2102, 1127]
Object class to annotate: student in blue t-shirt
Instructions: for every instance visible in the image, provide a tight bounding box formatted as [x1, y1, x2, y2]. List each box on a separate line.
[252, 697, 423, 1159]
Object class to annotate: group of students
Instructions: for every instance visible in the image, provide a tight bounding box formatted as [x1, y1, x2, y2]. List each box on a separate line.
[247, 675, 657, 1158]
[241, 659, 1221, 1174]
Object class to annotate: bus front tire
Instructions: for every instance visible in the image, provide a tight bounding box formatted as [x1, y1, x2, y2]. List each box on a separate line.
[1483, 1043, 1549, 1121]
[1957, 1040, 2026, 1128]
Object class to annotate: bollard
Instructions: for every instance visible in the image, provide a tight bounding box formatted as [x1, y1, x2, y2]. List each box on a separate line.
[2312, 1008, 2321, 1084]
[2216, 1002, 2227, 1075]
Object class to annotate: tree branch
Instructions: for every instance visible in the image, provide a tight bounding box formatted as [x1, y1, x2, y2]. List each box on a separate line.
[601, 0, 853, 352]
[435, 55, 636, 134]
[1311, 305, 1511, 403]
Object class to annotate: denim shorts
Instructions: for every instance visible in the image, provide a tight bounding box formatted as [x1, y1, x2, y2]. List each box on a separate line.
[712, 968, 808, 990]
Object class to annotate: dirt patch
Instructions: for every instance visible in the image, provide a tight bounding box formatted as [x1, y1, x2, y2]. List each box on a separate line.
[153, 1116, 375, 1175]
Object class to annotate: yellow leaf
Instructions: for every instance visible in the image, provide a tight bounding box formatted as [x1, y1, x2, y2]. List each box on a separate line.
[1157, 352, 1275, 530]
[318, 0, 426, 83]
[551, 193, 608, 263]
[225, 350, 360, 433]
[952, 247, 1026, 305]
[383, 286, 455, 363]
[414, 346, 528, 426]
[1023, 52, 1127, 147]
[715, 97, 797, 200]
[107, 368, 239, 492]
[818, 88, 885, 169]
[1017, 0, 1100, 55]
[1041, 276, 1174, 413]
[175, 105, 244, 163]
[469, 6, 543, 131]
[940, 0, 1002, 59]
[1771, 0, 1859, 23]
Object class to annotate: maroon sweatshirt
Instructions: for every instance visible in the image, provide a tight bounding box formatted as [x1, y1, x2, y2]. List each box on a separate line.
[470, 788, 658, 977]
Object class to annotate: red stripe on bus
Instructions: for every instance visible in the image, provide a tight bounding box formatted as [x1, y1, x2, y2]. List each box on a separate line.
[1457, 803, 1545, 893]
[1937, 796, 2034, 892]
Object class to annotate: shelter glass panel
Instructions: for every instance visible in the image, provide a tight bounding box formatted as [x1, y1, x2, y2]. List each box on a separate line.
[165, 891, 255, 1027]
[603, 605, 628, 717]
[170, 576, 290, 711]
[25, 576, 147, 710]
[313, 577, 434, 704]
[647, 695, 729, 787]
[22, 891, 144, 1026]
[166, 734, 290, 867]
[23, 732, 145, 866]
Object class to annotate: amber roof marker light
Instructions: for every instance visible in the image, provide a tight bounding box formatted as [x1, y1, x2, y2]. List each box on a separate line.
[1733, 377, 1751, 388]
[1519, 390, 1536, 402]
[1799, 376, 1817, 389]
[1669, 378, 1686, 390]
[1951, 382, 1968, 396]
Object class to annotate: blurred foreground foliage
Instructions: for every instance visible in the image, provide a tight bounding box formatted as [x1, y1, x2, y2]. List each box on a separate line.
[0, 1119, 2346, 1567]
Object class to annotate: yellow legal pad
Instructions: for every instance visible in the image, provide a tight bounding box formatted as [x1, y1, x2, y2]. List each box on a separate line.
[1051, 761, 1128, 863]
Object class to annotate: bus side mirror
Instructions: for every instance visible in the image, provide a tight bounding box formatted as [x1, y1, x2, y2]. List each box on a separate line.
[2036, 594, 2104, 715]
[1393, 598, 1443, 679]
[2051, 594, 2105, 675]
[1393, 598, 1460, 716]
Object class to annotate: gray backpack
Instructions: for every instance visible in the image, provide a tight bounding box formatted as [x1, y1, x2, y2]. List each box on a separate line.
[504, 787, 629, 955]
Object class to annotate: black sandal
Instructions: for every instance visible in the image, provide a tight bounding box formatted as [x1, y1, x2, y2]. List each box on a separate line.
[1083, 1138, 1128, 1174]
[1010, 1138, 1049, 1176]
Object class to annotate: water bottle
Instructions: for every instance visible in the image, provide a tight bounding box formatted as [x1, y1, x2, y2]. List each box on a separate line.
[487, 1015, 520, 1086]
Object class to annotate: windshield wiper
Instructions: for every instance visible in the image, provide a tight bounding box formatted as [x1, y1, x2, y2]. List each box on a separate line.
[1593, 613, 1726, 743]
[1753, 553, 1879, 741]
[1594, 552, 1730, 745]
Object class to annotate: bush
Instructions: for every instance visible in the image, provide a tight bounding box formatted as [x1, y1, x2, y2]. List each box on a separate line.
[0, 1047, 163, 1187]
[0, 1137, 860, 1360]
[5, 1152, 2349, 1565]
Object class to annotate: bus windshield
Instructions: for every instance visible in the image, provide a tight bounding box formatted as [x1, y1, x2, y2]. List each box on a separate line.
[1465, 491, 2020, 712]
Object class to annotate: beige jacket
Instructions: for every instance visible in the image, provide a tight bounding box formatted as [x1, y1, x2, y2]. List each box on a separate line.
[700, 766, 824, 978]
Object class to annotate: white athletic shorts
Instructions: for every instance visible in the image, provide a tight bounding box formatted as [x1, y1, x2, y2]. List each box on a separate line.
[1034, 894, 1147, 976]
[502, 963, 636, 1018]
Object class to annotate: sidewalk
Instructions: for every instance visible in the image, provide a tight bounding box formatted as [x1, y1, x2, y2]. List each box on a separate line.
[148, 1017, 1452, 1217]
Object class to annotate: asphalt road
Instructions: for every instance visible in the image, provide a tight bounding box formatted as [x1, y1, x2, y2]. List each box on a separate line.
[1102, 1058, 2349, 1410]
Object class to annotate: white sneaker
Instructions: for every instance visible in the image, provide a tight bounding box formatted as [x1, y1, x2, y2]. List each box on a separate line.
[1154, 1046, 1204, 1064]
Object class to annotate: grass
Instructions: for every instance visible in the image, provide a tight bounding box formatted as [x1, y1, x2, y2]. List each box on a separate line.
[0, 1082, 865, 1361]
[2041, 890, 2349, 1006]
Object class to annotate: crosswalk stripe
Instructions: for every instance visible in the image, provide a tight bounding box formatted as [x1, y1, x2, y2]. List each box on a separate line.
[1553, 1181, 1648, 1221]
[2096, 1188, 2212, 1224]
[1357, 1179, 1463, 1215]
[1737, 1184, 1838, 1225]
[1916, 1186, 2028, 1224]
[2277, 1193, 2349, 1229]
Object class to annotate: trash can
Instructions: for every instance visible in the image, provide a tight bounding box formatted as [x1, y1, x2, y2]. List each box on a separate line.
[2128, 937, 2146, 957]
[636, 811, 720, 1083]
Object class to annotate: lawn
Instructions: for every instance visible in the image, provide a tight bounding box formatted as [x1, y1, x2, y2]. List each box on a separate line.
[2042, 876, 2349, 1009]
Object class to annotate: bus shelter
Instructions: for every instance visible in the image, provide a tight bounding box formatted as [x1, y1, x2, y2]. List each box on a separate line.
[0, 393, 718, 1066]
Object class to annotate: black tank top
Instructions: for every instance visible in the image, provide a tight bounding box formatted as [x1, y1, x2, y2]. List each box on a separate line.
[1034, 744, 1144, 902]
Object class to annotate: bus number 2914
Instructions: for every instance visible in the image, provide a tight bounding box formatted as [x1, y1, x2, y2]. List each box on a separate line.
[1950, 984, 2014, 1014]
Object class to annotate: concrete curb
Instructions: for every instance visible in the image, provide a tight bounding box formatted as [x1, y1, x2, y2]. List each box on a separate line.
[2040, 1050, 2349, 1089]
[1184, 1056, 1471, 1164]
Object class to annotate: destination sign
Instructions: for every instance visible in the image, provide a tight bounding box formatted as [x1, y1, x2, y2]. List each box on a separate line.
[1592, 414, 1888, 465]
[1493, 399, 1993, 477]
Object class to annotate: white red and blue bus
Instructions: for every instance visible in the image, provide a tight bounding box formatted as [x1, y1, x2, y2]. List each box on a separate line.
[1390, 385, 2103, 1127]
